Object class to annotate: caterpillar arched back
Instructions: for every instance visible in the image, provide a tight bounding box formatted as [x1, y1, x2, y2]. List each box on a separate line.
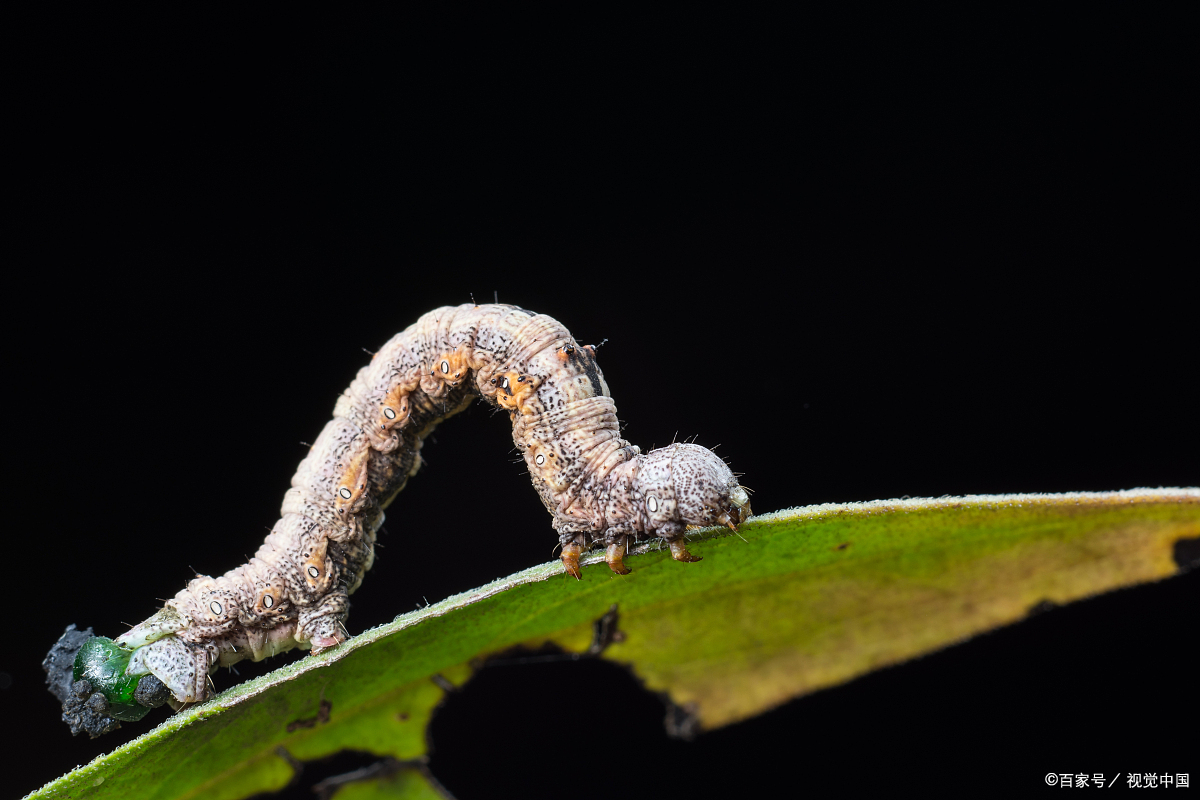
[46, 303, 750, 734]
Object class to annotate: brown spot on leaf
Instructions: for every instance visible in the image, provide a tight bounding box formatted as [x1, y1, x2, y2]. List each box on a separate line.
[587, 604, 624, 656]
[286, 698, 332, 732]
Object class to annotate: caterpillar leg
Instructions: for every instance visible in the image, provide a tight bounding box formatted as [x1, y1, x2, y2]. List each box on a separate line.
[560, 535, 587, 580]
[116, 606, 186, 649]
[605, 535, 632, 575]
[668, 538, 703, 563]
[298, 587, 351, 654]
[656, 522, 702, 563]
[128, 635, 213, 704]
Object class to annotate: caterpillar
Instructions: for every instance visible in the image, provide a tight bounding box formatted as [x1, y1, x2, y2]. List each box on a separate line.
[44, 303, 751, 737]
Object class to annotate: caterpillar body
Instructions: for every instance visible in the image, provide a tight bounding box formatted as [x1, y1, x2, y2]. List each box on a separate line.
[44, 303, 751, 736]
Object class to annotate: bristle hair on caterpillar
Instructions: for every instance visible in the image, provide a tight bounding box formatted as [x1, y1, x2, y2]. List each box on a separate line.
[44, 303, 751, 736]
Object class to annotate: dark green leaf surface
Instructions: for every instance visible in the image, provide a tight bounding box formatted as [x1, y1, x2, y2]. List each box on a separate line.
[27, 489, 1198, 800]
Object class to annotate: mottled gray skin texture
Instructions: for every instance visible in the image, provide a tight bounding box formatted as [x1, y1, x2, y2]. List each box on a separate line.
[115, 304, 747, 705]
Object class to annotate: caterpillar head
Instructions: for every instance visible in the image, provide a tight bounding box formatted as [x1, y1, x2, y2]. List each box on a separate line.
[636, 443, 751, 533]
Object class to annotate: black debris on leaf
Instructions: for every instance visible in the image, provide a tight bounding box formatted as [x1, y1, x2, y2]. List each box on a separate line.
[43, 623, 93, 706]
[42, 623, 122, 738]
[66, 679, 121, 738]
[134, 674, 171, 709]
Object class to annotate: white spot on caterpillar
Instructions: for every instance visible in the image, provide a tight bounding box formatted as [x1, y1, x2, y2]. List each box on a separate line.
[440, 360, 450, 374]
[383, 407, 397, 420]
[209, 601, 223, 616]
[339, 487, 353, 500]
[647, 495, 659, 513]
[263, 594, 274, 609]
[535, 454, 546, 466]
[308, 566, 321, 578]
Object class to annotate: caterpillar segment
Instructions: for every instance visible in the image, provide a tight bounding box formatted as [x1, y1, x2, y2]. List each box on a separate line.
[45, 304, 751, 736]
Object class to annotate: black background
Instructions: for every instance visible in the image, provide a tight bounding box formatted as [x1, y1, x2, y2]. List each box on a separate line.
[5, 10, 1196, 798]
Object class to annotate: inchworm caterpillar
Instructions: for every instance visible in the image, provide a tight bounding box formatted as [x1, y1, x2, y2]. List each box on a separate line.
[44, 303, 751, 736]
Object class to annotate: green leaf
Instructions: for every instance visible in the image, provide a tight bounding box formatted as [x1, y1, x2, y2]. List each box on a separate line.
[72, 637, 151, 722]
[28, 489, 1198, 800]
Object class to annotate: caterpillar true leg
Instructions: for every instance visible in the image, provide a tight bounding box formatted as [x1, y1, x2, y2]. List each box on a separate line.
[668, 538, 704, 563]
[560, 539, 586, 580]
[46, 304, 750, 736]
[605, 536, 632, 575]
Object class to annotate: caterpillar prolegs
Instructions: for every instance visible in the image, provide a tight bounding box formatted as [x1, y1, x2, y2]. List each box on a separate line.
[44, 303, 751, 736]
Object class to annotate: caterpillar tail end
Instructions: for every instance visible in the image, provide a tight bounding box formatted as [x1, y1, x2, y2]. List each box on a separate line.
[43, 624, 171, 738]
